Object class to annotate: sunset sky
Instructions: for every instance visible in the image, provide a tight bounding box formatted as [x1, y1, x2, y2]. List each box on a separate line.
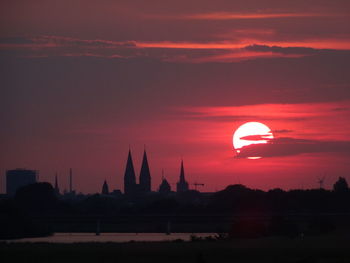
[1, 0, 350, 193]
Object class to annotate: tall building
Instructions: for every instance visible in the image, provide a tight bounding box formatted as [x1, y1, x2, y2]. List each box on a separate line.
[102, 180, 109, 195]
[124, 150, 137, 195]
[54, 173, 60, 195]
[6, 169, 37, 196]
[139, 150, 151, 193]
[176, 160, 189, 192]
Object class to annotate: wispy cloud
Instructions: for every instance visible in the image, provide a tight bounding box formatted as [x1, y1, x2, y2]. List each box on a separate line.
[169, 101, 350, 158]
[177, 101, 350, 143]
[0, 35, 136, 49]
[135, 40, 350, 51]
[0, 35, 137, 58]
[148, 12, 336, 20]
[179, 102, 350, 120]
[1, 35, 350, 62]
[236, 137, 350, 158]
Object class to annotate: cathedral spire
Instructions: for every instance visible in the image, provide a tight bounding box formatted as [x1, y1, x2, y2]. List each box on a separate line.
[124, 149, 136, 195]
[180, 160, 185, 182]
[177, 159, 189, 192]
[139, 149, 151, 193]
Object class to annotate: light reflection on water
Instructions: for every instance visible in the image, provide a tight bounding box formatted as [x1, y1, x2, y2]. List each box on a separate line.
[7, 233, 216, 243]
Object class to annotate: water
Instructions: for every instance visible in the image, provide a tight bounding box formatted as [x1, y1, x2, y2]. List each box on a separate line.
[5, 233, 216, 243]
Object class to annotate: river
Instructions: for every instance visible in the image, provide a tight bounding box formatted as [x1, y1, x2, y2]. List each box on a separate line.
[5, 233, 216, 243]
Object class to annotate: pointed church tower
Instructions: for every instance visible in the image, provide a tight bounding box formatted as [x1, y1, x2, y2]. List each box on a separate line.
[139, 149, 151, 193]
[176, 160, 189, 192]
[124, 150, 137, 195]
[102, 180, 109, 195]
[54, 173, 60, 195]
[159, 177, 171, 194]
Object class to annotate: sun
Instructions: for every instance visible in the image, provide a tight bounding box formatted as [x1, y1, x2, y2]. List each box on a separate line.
[233, 122, 274, 157]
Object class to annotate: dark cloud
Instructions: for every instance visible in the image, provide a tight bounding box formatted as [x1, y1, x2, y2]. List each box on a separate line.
[239, 135, 272, 141]
[1, 35, 350, 63]
[273, 129, 293, 134]
[245, 44, 322, 55]
[179, 110, 309, 123]
[236, 137, 350, 158]
[0, 36, 138, 58]
[331, 107, 349, 112]
[0, 37, 35, 45]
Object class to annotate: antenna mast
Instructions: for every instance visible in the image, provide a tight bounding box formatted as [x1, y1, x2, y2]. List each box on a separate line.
[69, 168, 73, 193]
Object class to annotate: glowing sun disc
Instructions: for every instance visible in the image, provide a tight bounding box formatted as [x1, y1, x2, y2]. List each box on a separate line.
[233, 122, 273, 156]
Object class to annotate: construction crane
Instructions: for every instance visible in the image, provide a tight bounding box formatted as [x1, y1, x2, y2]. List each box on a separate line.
[317, 176, 325, 189]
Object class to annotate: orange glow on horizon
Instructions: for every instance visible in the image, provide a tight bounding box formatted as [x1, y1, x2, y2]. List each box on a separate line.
[135, 40, 350, 51]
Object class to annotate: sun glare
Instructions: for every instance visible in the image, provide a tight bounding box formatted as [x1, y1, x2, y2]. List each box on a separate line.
[233, 122, 274, 156]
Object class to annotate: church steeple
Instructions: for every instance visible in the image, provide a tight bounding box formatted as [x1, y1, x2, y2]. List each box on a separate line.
[102, 180, 109, 195]
[139, 149, 151, 193]
[180, 160, 185, 182]
[124, 149, 136, 195]
[177, 160, 189, 192]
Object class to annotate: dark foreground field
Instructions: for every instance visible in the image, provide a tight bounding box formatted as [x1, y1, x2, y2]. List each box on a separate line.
[1, 233, 350, 263]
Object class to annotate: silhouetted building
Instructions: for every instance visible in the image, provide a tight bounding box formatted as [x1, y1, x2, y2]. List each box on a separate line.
[124, 150, 137, 195]
[111, 189, 122, 196]
[123, 149, 153, 195]
[333, 177, 349, 193]
[6, 169, 37, 196]
[54, 174, 60, 195]
[159, 177, 171, 194]
[176, 160, 189, 192]
[139, 150, 151, 193]
[102, 180, 109, 195]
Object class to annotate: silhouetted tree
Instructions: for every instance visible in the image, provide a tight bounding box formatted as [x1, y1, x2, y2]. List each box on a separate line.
[149, 197, 179, 213]
[15, 182, 58, 213]
[333, 177, 349, 193]
[0, 199, 53, 239]
[210, 184, 266, 213]
[77, 194, 121, 214]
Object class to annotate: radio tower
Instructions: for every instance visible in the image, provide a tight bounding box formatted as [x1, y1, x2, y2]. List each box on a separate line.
[69, 168, 73, 193]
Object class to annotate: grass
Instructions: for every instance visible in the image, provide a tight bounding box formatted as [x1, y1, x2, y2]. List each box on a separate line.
[1, 233, 350, 262]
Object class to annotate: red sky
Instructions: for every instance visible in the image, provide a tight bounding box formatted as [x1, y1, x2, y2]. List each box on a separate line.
[1, 0, 350, 193]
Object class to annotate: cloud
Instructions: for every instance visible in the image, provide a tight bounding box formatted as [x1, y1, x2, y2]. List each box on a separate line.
[0, 37, 36, 45]
[236, 137, 350, 158]
[179, 102, 350, 121]
[148, 12, 335, 20]
[245, 44, 322, 55]
[239, 135, 273, 141]
[0, 35, 137, 58]
[273, 129, 293, 134]
[1, 35, 350, 62]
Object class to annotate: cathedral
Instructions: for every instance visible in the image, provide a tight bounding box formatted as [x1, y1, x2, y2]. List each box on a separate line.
[124, 149, 151, 195]
[123, 149, 189, 195]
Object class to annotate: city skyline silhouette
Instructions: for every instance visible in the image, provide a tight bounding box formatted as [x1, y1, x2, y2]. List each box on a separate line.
[1, 1, 350, 194]
[1, 1, 350, 261]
